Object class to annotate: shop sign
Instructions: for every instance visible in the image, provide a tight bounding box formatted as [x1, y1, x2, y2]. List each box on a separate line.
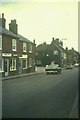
[2, 53, 12, 57]
[13, 54, 18, 56]
[19, 54, 27, 58]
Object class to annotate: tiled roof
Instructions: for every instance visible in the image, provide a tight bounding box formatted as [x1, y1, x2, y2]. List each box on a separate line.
[36, 42, 65, 52]
[36, 44, 49, 51]
[54, 42, 66, 52]
[0, 26, 18, 38]
[0, 26, 33, 43]
[17, 34, 32, 43]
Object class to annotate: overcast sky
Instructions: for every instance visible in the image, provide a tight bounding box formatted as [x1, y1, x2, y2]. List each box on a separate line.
[0, 0, 79, 51]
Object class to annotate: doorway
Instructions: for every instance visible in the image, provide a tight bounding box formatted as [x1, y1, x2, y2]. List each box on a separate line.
[5, 59, 9, 76]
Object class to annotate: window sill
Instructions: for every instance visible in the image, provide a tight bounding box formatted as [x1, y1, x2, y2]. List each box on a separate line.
[29, 51, 32, 53]
[23, 68, 27, 70]
[12, 49, 17, 51]
[0, 71, 4, 73]
[10, 69, 16, 71]
[23, 51, 27, 52]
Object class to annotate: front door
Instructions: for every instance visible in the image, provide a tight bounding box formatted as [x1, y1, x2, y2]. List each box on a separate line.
[5, 59, 9, 76]
[19, 59, 22, 73]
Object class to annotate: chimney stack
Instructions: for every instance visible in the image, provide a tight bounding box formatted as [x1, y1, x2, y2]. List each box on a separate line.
[55, 38, 59, 44]
[0, 13, 6, 28]
[52, 37, 54, 41]
[9, 19, 18, 34]
[51, 37, 55, 44]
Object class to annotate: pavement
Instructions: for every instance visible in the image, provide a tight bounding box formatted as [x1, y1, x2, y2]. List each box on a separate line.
[2, 67, 45, 80]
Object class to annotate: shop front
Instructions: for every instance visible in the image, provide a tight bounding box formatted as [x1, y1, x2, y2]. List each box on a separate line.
[1, 53, 18, 77]
[2, 53, 12, 77]
[19, 54, 28, 74]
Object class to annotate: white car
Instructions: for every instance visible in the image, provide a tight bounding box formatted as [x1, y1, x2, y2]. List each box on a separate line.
[66, 64, 73, 69]
[74, 63, 79, 67]
[45, 64, 61, 74]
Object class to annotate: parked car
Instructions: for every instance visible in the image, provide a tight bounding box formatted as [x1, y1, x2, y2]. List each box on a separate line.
[74, 63, 79, 67]
[45, 63, 61, 74]
[66, 64, 73, 69]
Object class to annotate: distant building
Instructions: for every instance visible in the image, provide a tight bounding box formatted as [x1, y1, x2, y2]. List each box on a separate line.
[36, 38, 67, 67]
[65, 47, 79, 65]
[0, 13, 36, 77]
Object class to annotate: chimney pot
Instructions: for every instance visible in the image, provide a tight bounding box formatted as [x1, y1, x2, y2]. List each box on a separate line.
[2, 13, 4, 18]
[33, 39, 35, 44]
[14, 19, 16, 23]
[52, 37, 54, 41]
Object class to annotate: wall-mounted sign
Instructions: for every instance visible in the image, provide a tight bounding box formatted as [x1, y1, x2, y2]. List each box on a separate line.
[53, 50, 58, 55]
[2, 53, 12, 57]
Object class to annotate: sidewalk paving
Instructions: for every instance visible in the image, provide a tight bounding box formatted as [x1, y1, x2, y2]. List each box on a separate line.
[2, 67, 46, 80]
[2, 71, 44, 80]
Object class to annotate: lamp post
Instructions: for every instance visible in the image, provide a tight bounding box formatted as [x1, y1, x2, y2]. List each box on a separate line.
[60, 38, 67, 49]
[60, 38, 67, 66]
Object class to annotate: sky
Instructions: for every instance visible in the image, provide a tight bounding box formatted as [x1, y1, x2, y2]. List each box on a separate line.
[0, 0, 79, 51]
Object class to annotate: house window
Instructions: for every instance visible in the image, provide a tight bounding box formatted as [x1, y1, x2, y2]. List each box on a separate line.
[10, 58, 16, 71]
[29, 58, 32, 67]
[23, 42, 27, 52]
[29, 43, 32, 53]
[12, 39, 16, 51]
[0, 35, 2, 50]
[22, 59, 27, 69]
[0, 58, 4, 72]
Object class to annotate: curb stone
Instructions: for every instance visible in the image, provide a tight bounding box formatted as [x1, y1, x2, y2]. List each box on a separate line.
[2, 72, 44, 80]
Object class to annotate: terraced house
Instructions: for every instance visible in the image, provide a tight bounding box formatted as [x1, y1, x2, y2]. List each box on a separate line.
[0, 13, 36, 77]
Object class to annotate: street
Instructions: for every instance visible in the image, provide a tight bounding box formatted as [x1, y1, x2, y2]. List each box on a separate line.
[2, 67, 78, 118]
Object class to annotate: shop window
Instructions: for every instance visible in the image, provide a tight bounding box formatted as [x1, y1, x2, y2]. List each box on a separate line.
[23, 42, 27, 52]
[12, 39, 16, 51]
[22, 59, 27, 69]
[0, 35, 2, 50]
[0, 58, 4, 72]
[10, 58, 16, 71]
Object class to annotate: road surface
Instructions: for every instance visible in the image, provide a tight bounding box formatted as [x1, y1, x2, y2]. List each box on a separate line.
[2, 67, 78, 118]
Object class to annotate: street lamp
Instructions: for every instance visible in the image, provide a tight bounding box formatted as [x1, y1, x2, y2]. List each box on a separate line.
[60, 38, 67, 49]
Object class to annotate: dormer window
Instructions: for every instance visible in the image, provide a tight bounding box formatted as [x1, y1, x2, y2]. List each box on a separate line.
[23, 42, 27, 52]
[12, 39, 16, 51]
[0, 35, 2, 50]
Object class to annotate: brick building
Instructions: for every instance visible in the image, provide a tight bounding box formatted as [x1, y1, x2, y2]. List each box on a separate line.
[35, 38, 67, 67]
[0, 13, 36, 77]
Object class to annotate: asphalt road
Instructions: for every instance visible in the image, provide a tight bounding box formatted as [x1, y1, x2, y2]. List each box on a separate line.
[2, 67, 79, 118]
